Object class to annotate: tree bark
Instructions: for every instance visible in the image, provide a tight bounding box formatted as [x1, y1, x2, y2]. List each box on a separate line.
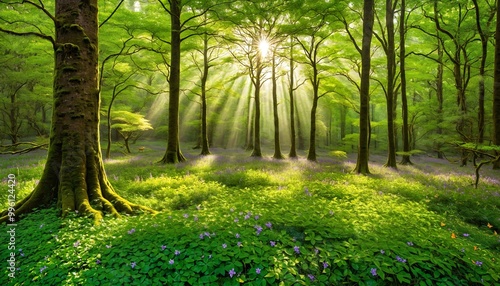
[354, 0, 374, 174]
[383, 0, 397, 169]
[493, 1, 500, 169]
[200, 32, 211, 156]
[271, 48, 284, 159]
[250, 54, 263, 157]
[288, 40, 297, 158]
[399, 0, 412, 165]
[160, 0, 186, 164]
[1, 0, 153, 224]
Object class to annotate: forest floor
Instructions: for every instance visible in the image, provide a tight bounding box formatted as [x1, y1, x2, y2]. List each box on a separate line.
[0, 141, 499, 285]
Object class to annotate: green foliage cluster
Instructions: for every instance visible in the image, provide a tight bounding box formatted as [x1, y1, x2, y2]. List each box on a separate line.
[1, 148, 499, 285]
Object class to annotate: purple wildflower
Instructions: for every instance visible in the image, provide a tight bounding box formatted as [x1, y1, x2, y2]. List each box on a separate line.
[308, 274, 315, 281]
[475, 261, 483, 266]
[234, 218, 239, 223]
[73, 240, 81, 247]
[96, 259, 101, 265]
[254, 215, 260, 220]
[322, 262, 329, 269]
[370, 268, 377, 276]
[244, 214, 250, 220]
[270, 241, 276, 247]
[40, 266, 47, 273]
[229, 268, 236, 278]
[199, 233, 205, 239]
[236, 233, 240, 238]
[222, 243, 227, 249]
[128, 228, 136, 234]
[169, 259, 174, 265]
[256, 268, 261, 274]
[237, 241, 242, 247]
[175, 250, 180, 256]
[183, 213, 189, 218]
[396, 256, 407, 263]
[255, 225, 263, 235]
[314, 248, 319, 254]
[407, 241, 414, 246]
[265, 222, 272, 229]
[380, 250, 385, 254]
[294, 246, 300, 254]
[463, 233, 470, 237]
[131, 262, 136, 268]
[161, 245, 167, 251]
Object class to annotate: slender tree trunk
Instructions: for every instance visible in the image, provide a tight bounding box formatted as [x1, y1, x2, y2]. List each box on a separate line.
[1, 0, 152, 224]
[354, 0, 374, 174]
[288, 40, 297, 158]
[160, 0, 186, 164]
[400, 0, 412, 165]
[200, 33, 211, 155]
[307, 79, 319, 161]
[472, 0, 489, 144]
[271, 49, 283, 159]
[435, 36, 445, 159]
[493, 1, 500, 169]
[384, 0, 397, 169]
[245, 91, 254, 150]
[250, 56, 263, 157]
[297, 102, 306, 150]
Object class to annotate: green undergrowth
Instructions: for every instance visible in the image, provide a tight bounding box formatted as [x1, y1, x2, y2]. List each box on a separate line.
[0, 147, 499, 285]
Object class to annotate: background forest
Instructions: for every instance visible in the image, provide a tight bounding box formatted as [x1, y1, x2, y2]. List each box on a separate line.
[1, 0, 498, 163]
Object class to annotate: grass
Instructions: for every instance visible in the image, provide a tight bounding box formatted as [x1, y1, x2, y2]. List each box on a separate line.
[0, 141, 499, 285]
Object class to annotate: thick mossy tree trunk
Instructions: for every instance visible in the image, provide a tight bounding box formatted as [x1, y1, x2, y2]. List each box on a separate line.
[0, 0, 152, 224]
[160, 0, 186, 164]
[354, 0, 374, 174]
[494, 1, 500, 170]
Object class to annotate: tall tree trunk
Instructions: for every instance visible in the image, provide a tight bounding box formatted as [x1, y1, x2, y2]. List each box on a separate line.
[200, 33, 210, 156]
[354, 0, 374, 174]
[160, 0, 186, 164]
[307, 68, 319, 161]
[271, 48, 283, 159]
[250, 56, 262, 157]
[400, 0, 412, 165]
[245, 90, 254, 150]
[355, 0, 374, 174]
[493, 1, 500, 169]
[472, 0, 491, 145]
[435, 37, 444, 159]
[1, 0, 152, 224]
[384, 0, 397, 169]
[288, 40, 297, 158]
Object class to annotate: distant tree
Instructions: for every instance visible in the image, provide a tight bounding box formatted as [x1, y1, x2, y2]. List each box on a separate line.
[111, 110, 153, 154]
[354, 0, 374, 174]
[0, 0, 152, 223]
[294, 3, 336, 161]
